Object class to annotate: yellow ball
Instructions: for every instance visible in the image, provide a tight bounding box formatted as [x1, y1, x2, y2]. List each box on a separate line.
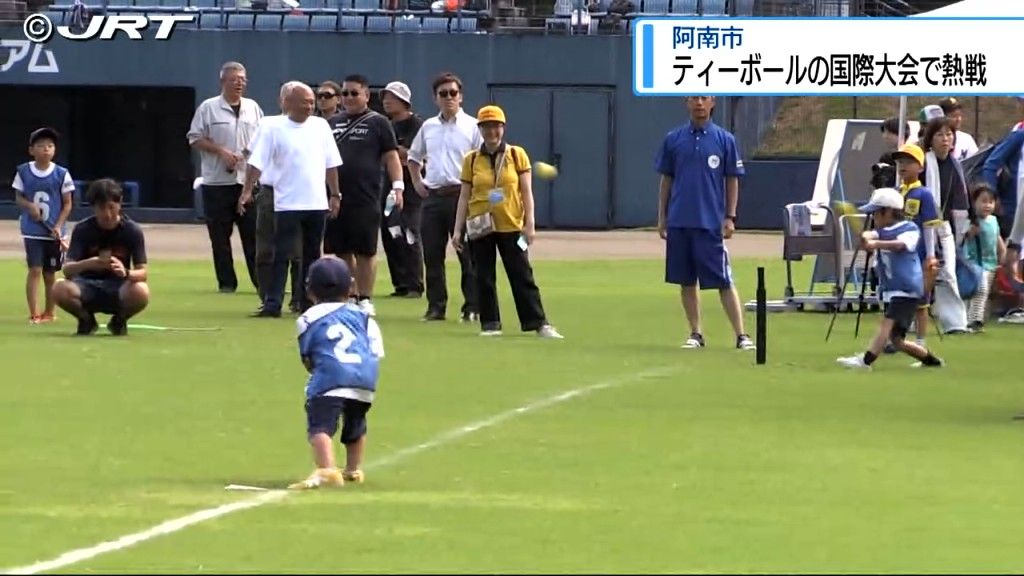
[533, 161, 558, 180]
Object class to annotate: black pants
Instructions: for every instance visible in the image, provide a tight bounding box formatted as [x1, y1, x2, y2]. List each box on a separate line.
[469, 231, 547, 332]
[381, 192, 424, 294]
[421, 191, 477, 316]
[202, 184, 257, 291]
[255, 186, 301, 307]
[266, 210, 326, 313]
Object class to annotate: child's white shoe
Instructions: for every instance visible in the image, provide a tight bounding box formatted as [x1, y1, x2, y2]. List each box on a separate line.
[836, 354, 871, 370]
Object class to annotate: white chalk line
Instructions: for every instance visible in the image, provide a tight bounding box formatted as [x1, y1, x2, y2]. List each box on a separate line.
[2, 365, 676, 575]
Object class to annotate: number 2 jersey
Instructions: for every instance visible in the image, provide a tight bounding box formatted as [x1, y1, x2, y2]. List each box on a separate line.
[874, 220, 924, 302]
[13, 162, 75, 239]
[296, 302, 385, 401]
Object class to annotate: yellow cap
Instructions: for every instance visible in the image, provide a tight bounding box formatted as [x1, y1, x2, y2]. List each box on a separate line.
[476, 105, 506, 124]
[892, 143, 924, 166]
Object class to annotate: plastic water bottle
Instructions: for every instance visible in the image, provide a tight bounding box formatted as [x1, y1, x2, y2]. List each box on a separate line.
[384, 190, 397, 217]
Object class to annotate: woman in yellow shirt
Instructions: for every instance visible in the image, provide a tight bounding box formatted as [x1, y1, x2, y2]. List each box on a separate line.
[452, 105, 563, 339]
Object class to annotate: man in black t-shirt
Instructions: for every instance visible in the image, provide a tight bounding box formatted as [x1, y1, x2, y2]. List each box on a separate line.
[326, 74, 405, 316]
[380, 81, 425, 298]
[52, 178, 150, 336]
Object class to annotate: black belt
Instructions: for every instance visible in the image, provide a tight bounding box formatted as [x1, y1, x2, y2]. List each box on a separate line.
[429, 185, 461, 196]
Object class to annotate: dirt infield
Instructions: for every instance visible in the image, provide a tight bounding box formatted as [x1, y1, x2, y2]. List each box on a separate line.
[0, 220, 783, 261]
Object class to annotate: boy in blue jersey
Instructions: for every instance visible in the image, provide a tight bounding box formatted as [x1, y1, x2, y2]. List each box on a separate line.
[290, 256, 385, 490]
[891, 143, 942, 347]
[12, 128, 75, 324]
[837, 188, 944, 370]
[655, 96, 755, 351]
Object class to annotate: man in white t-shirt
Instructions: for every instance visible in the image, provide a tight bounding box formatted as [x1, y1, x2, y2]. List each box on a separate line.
[240, 82, 343, 317]
[938, 97, 979, 161]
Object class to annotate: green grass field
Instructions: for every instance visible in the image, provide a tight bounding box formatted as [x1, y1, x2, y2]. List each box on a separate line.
[2, 255, 1023, 574]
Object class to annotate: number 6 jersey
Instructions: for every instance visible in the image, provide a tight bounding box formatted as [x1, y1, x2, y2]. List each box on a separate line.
[13, 162, 75, 239]
[297, 302, 385, 400]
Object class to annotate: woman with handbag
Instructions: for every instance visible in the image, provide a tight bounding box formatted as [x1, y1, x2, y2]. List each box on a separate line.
[451, 105, 563, 339]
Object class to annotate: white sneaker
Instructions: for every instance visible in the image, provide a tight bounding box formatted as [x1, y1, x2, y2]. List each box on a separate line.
[358, 299, 376, 317]
[537, 325, 564, 339]
[836, 354, 871, 370]
[480, 329, 502, 336]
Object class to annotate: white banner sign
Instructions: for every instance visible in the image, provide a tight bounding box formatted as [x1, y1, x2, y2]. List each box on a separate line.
[632, 17, 1024, 96]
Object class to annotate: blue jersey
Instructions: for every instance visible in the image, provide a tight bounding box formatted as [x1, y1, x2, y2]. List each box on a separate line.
[296, 302, 385, 400]
[654, 120, 745, 232]
[900, 181, 939, 262]
[875, 220, 924, 301]
[13, 162, 74, 239]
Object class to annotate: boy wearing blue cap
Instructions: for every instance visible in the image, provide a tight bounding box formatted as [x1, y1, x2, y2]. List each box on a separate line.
[837, 188, 944, 370]
[290, 256, 385, 490]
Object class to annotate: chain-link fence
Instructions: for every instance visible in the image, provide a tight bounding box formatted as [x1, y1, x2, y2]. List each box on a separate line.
[754, 96, 1023, 158]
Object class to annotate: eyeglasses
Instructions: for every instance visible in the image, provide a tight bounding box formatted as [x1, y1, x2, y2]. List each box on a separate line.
[340, 90, 362, 97]
[437, 89, 459, 98]
[317, 92, 337, 99]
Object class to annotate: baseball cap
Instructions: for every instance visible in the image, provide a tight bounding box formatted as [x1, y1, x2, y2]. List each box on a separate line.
[859, 188, 904, 213]
[891, 143, 925, 166]
[381, 81, 411, 105]
[29, 127, 59, 146]
[937, 97, 962, 114]
[919, 104, 945, 123]
[306, 256, 352, 300]
[477, 105, 506, 124]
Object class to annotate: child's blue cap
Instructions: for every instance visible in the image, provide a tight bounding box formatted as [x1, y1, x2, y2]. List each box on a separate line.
[306, 256, 351, 300]
[29, 127, 59, 146]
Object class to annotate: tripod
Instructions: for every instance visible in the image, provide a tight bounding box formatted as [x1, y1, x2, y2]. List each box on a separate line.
[826, 214, 874, 342]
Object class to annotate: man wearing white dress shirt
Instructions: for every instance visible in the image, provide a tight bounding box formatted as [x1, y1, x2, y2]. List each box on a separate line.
[240, 82, 343, 317]
[407, 72, 482, 323]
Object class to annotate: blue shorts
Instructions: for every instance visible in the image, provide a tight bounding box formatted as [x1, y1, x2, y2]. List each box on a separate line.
[24, 238, 63, 272]
[665, 227, 733, 289]
[305, 395, 372, 445]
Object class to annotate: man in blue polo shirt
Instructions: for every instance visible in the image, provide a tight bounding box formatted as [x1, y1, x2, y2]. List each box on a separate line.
[655, 96, 755, 350]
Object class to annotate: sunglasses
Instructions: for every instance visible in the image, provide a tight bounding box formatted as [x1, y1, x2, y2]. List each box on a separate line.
[340, 90, 362, 97]
[437, 89, 459, 98]
[317, 92, 337, 99]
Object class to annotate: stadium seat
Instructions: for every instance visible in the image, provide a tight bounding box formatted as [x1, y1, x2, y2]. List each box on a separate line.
[420, 14, 447, 32]
[452, 15, 475, 31]
[393, 13, 420, 31]
[338, 14, 362, 29]
[44, 9, 65, 23]
[640, 0, 668, 14]
[282, 13, 308, 28]
[733, 0, 753, 15]
[227, 12, 254, 27]
[310, 12, 339, 29]
[189, 0, 216, 7]
[670, 0, 695, 13]
[133, 0, 161, 6]
[701, 0, 724, 14]
[255, 12, 282, 28]
[352, 0, 377, 8]
[365, 14, 391, 30]
[199, 10, 223, 27]
[303, 0, 324, 7]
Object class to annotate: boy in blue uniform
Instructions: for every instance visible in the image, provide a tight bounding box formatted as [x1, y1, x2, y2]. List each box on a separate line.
[655, 96, 755, 351]
[837, 188, 944, 370]
[290, 256, 385, 490]
[891, 143, 942, 347]
[13, 127, 75, 324]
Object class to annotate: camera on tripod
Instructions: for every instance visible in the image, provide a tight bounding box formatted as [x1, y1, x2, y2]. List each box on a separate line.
[870, 161, 897, 191]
